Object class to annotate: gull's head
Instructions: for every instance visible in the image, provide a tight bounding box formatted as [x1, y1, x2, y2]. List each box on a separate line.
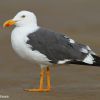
[3, 10, 37, 27]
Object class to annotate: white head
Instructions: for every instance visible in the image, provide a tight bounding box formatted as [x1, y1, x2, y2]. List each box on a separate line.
[4, 10, 38, 28]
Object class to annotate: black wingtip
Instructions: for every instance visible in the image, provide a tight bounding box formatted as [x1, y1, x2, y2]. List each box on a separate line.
[92, 55, 100, 66]
[70, 55, 100, 67]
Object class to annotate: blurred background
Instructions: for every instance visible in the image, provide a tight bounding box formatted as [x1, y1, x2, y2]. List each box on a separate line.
[0, 0, 100, 100]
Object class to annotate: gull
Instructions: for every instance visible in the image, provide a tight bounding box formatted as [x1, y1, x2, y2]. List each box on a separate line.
[3, 10, 100, 92]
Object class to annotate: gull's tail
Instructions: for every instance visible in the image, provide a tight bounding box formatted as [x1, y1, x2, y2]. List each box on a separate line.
[70, 55, 100, 67]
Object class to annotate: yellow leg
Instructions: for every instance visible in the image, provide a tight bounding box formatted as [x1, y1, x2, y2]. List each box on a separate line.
[46, 67, 51, 90]
[39, 68, 44, 89]
[24, 66, 51, 92]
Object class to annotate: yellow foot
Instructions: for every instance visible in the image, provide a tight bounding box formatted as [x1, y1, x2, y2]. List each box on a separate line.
[24, 88, 51, 92]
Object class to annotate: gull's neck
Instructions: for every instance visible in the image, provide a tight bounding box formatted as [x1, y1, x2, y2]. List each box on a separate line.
[13, 24, 40, 35]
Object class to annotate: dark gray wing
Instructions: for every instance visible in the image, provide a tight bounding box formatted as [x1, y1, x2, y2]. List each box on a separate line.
[26, 27, 89, 64]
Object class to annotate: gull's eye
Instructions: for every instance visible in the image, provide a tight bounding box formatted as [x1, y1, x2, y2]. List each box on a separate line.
[21, 15, 26, 18]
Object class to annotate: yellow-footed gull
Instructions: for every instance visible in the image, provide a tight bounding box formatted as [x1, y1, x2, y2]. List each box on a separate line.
[3, 10, 100, 92]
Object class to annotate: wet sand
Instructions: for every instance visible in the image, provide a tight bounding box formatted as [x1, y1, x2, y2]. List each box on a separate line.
[0, 0, 100, 100]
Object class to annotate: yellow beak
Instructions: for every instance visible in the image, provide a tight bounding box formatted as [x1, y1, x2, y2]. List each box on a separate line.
[3, 19, 16, 27]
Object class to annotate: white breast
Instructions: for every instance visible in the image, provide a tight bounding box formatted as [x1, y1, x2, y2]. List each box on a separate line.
[11, 27, 51, 65]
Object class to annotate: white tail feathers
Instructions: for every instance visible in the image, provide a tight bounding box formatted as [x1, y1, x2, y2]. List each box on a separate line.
[83, 54, 94, 64]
